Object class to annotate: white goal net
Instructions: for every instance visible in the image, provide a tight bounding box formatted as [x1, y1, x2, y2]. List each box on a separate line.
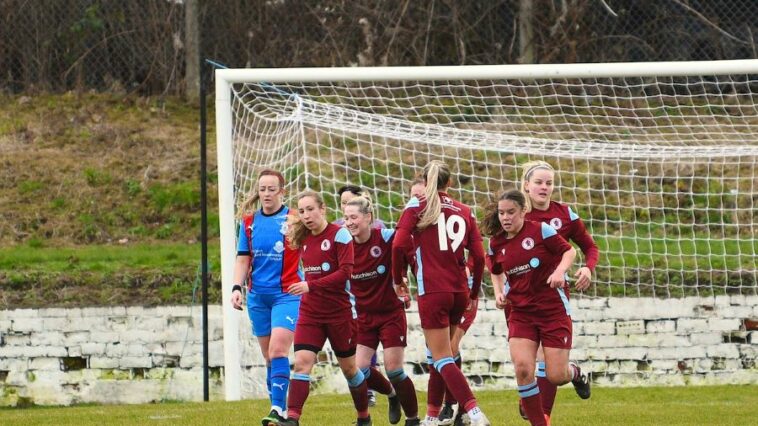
[215, 61, 758, 398]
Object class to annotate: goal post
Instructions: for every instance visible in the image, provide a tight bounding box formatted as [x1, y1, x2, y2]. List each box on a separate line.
[215, 60, 758, 400]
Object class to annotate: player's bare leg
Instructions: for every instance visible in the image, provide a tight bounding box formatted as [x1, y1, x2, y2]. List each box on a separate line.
[543, 347, 590, 399]
[511, 337, 547, 426]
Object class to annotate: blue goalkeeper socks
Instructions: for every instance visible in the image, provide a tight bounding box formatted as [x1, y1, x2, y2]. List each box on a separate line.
[270, 357, 291, 411]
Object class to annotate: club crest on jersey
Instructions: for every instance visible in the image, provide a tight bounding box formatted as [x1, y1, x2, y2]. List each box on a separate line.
[442, 196, 452, 204]
[522, 237, 535, 250]
[550, 218, 563, 230]
[321, 239, 331, 251]
[273, 241, 285, 253]
[370, 245, 382, 258]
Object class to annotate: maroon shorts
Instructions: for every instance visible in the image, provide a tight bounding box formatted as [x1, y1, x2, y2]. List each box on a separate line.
[507, 310, 573, 349]
[356, 307, 407, 349]
[417, 291, 469, 330]
[294, 317, 357, 358]
[457, 298, 479, 333]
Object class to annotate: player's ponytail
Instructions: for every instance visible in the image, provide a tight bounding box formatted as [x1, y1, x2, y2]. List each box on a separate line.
[287, 190, 324, 249]
[417, 160, 451, 230]
[237, 169, 286, 219]
[520, 160, 554, 212]
[480, 189, 526, 237]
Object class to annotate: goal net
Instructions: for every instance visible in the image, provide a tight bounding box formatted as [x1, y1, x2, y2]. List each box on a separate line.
[215, 61, 758, 398]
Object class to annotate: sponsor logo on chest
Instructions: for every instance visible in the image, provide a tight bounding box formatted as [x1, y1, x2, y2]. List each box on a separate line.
[351, 265, 387, 281]
[506, 257, 541, 276]
[303, 262, 332, 273]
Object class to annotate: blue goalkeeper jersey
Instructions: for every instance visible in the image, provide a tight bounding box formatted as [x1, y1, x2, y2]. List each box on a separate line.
[237, 206, 303, 294]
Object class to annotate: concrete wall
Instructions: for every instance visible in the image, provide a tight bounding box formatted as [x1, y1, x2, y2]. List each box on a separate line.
[1, 296, 756, 406]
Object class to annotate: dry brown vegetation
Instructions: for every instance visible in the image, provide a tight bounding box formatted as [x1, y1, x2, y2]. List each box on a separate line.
[0, 93, 220, 308]
[0, 92, 215, 246]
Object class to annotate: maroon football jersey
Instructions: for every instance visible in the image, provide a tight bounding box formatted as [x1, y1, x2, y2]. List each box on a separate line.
[488, 220, 573, 315]
[525, 201, 599, 271]
[350, 228, 403, 314]
[393, 192, 484, 296]
[299, 223, 355, 322]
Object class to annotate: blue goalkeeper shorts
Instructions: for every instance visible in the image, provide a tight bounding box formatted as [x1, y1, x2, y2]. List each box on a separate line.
[246, 291, 300, 337]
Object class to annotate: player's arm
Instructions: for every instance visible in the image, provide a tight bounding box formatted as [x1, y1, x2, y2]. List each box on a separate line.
[487, 243, 507, 309]
[305, 231, 355, 291]
[231, 221, 252, 310]
[542, 223, 576, 289]
[569, 215, 599, 291]
[392, 203, 419, 294]
[466, 221, 485, 301]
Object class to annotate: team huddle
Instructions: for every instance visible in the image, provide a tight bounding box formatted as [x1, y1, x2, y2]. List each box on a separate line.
[231, 160, 598, 426]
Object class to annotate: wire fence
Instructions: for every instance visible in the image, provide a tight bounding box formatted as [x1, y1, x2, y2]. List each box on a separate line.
[1, 0, 756, 96]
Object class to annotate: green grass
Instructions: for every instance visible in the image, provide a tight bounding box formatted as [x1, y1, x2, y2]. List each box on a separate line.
[0, 243, 221, 308]
[1, 386, 756, 425]
[0, 243, 218, 275]
[1, 92, 755, 306]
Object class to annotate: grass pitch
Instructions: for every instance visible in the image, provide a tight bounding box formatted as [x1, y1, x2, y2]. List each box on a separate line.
[2, 385, 756, 425]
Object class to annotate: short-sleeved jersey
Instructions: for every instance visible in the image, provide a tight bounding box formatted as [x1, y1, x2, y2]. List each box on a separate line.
[525, 201, 599, 271]
[396, 192, 483, 295]
[299, 223, 356, 322]
[237, 206, 303, 294]
[350, 228, 403, 314]
[488, 220, 573, 315]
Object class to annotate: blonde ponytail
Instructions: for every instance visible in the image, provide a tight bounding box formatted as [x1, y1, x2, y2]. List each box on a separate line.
[417, 160, 451, 230]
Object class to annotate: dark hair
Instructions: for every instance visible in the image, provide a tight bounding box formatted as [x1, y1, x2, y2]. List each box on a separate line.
[338, 185, 363, 197]
[287, 190, 325, 249]
[480, 189, 527, 237]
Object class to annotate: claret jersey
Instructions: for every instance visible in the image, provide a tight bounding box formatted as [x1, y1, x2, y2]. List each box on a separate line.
[488, 220, 573, 315]
[299, 223, 356, 322]
[350, 228, 403, 314]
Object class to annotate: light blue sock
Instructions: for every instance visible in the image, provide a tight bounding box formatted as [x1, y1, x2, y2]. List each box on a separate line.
[270, 357, 291, 411]
[536, 361, 546, 378]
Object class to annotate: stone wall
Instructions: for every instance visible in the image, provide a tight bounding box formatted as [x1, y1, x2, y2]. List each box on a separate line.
[1, 296, 756, 406]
